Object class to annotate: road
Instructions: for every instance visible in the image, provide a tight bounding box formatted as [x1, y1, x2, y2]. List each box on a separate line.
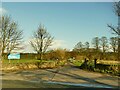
[1, 65, 120, 88]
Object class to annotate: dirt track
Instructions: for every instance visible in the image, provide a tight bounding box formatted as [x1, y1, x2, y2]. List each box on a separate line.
[1, 65, 120, 88]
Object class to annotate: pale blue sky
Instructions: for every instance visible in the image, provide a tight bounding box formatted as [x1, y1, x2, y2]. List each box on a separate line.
[2, 0, 118, 2]
[2, 2, 117, 52]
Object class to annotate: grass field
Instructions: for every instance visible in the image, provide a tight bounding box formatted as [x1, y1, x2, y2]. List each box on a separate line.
[2, 59, 56, 64]
[2, 59, 66, 69]
[2, 59, 35, 64]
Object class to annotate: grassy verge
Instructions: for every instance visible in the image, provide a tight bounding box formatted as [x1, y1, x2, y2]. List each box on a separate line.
[72, 59, 120, 76]
[2, 59, 67, 70]
[2, 59, 35, 64]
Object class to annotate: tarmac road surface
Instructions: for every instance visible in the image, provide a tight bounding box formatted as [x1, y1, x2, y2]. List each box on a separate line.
[1, 65, 120, 88]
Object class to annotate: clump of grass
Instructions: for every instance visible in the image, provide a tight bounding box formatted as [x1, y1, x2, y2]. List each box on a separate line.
[72, 60, 84, 66]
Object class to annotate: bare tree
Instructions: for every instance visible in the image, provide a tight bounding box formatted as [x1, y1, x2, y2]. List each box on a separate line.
[107, 1, 120, 60]
[107, 2, 120, 35]
[92, 37, 101, 59]
[114, 1, 120, 16]
[100, 36, 108, 53]
[74, 41, 84, 52]
[30, 24, 54, 60]
[92, 37, 100, 50]
[100, 36, 108, 59]
[110, 37, 118, 53]
[0, 15, 23, 58]
[84, 42, 89, 50]
[84, 41, 92, 60]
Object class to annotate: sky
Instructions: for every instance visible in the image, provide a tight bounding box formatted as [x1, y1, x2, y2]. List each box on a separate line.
[1, 0, 119, 2]
[1, 1, 118, 53]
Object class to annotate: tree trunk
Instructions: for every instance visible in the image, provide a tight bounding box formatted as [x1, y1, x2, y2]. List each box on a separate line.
[39, 52, 42, 60]
[1, 47, 4, 60]
[39, 34, 43, 60]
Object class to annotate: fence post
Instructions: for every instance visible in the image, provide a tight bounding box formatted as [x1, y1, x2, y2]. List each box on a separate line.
[84, 58, 88, 69]
[94, 58, 97, 68]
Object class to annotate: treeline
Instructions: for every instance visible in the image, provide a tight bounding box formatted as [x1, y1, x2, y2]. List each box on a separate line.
[3, 49, 117, 62]
[73, 36, 118, 60]
[41, 36, 118, 61]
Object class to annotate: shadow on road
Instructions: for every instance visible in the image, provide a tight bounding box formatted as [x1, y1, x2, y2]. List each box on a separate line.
[2, 79, 87, 88]
[45, 67, 119, 88]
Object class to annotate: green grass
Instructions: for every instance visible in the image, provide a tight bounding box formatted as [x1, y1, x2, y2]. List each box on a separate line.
[35, 59, 55, 63]
[3, 59, 56, 63]
[72, 60, 84, 66]
[2, 59, 57, 66]
[2, 59, 35, 64]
